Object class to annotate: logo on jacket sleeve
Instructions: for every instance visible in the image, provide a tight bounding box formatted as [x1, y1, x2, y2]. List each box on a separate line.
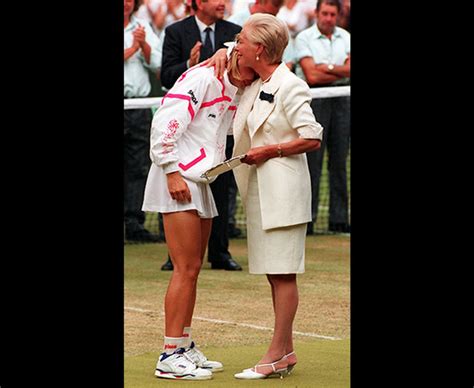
[187, 90, 198, 105]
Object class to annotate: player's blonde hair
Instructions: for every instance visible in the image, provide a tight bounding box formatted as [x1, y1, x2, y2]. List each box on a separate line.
[226, 46, 257, 83]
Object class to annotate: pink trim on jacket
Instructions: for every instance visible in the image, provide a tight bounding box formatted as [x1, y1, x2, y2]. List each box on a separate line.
[178, 148, 207, 171]
[162, 93, 195, 120]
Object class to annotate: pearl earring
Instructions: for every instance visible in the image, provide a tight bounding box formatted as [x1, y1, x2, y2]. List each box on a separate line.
[256, 55, 259, 61]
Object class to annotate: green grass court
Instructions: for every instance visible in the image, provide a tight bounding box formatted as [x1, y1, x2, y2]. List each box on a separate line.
[125, 235, 350, 387]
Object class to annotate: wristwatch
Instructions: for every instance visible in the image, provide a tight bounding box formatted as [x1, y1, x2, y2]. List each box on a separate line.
[328, 64, 334, 71]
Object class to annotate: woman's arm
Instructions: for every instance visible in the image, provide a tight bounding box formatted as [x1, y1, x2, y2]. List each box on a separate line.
[124, 45, 139, 61]
[243, 138, 320, 165]
[243, 77, 323, 165]
[150, 73, 207, 171]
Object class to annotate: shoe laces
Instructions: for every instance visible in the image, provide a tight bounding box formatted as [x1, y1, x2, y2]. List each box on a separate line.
[185, 342, 208, 364]
[161, 348, 197, 371]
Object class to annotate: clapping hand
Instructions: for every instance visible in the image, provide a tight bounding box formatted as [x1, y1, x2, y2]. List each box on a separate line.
[132, 25, 146, 49]
[189, 41, 202, 67]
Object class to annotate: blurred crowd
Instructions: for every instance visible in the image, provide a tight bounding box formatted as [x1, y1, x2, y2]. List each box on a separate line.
[134, 0, 350, 82]
[135, 0, 350, 40]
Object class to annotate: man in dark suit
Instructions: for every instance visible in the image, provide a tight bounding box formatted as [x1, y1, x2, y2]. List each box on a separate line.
[160, 0, 242, 271]
[161, 0, 241, 89]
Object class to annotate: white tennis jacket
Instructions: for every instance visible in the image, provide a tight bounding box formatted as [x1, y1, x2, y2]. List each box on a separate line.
[149, 64, 240, 183]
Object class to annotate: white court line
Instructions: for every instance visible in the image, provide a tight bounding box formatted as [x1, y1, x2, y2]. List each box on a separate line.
[125, 306, 342, 341]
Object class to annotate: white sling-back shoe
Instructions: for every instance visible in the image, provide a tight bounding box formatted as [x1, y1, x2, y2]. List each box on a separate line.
[234, 356, 289, 379]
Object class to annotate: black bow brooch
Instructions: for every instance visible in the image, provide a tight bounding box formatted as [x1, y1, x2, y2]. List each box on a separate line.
[259, 91, 274, 103]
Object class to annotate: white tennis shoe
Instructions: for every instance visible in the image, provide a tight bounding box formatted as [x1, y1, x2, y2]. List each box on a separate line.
[155, 348, 213, 380]
[184, 341, 224, 372]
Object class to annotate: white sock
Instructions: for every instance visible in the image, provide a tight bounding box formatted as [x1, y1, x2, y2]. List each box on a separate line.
[182, 327, 192, 348]
[163, 336, 183, 355]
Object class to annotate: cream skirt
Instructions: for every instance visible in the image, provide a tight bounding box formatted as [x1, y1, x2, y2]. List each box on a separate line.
[245, 167, 306, 274]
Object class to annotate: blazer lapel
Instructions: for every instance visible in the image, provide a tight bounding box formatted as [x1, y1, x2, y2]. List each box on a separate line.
[233, 79, 261, 153]
[249, 96, 277, 138]
[248, 63, 288, 138]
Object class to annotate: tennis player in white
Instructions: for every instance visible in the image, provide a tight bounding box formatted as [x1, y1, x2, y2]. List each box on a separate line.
[142, 47, 256, 380]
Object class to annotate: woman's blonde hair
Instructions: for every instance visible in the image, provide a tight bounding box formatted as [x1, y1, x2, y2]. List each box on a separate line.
[243, 13, 289, 65]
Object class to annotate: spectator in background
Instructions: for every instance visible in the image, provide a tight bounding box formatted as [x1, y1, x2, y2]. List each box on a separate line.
[135, 0, 187, 61]
[226, 0, 294, 70]
[231, 0, 253, 15]
[124, 0, 163, 243]
[277, 0, 309, 38]
[224, 0, 234, 17]
[159, 0, 243, 271]
[337, 0, 351, 32]
[296, 0, 315, 27]
[161, 0, 241, 90]
[151, 0, 187, 35]
[184, 0, 195, 15]
[135, 0, 163, 36]
[337, 0, 350, 31]
[294, 0, 350, 234]
[227, 0, 283, 27]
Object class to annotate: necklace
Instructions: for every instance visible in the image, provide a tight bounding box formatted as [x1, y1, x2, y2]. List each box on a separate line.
[262, 73, 272, 83]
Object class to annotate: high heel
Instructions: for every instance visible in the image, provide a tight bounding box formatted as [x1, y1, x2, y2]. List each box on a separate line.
[234, 356, 289, 380]
[284, 351, 297, 374]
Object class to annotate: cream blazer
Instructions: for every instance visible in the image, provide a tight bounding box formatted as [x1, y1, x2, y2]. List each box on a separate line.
[232, 63, 323, 230]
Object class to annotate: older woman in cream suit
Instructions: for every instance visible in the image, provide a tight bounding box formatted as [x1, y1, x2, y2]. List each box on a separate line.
[231, 14, 323, 379]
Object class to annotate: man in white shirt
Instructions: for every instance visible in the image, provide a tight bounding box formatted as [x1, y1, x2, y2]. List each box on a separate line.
[294, 0, 351, 234]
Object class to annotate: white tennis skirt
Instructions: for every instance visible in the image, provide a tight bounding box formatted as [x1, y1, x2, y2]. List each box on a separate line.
[246, 166, 306, 274]
[142, 164, 218, 219]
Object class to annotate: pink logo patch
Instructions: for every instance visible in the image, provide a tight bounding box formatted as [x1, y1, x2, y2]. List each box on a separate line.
[167, 119, 179, 132]
[164, 119, 179, 141]
[161, 120, 180, 154]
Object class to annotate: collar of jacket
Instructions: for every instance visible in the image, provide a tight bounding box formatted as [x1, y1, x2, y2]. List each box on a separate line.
[259, 62, 288, 97]
[248, 62, 288, 137]
[233, 62, 289, 146]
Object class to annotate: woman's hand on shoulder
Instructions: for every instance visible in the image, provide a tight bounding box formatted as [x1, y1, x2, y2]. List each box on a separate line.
[202, 48, 228, 79]
[166, 171, 192, 202]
